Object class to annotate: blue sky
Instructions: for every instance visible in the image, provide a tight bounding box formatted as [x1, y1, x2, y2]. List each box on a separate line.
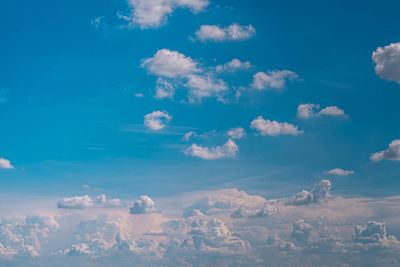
[1, 0, 400, 199]
[1, 0, 400, 265]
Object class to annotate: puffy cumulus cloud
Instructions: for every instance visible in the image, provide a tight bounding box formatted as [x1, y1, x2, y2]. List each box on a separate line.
[325, 168, 355, 176]
[226, 127, 246, 139]
[141, 49, 201, 78]
[370, 139, 400, 162]
[215, 59, 251, 73]
[354, 221, 400, 249]
[284, 179, 331, 206]
[372, 42, 400, 84]
[184, 74, 228, 101]
[143, 111, 172, 131]
[250, 70, 298, 90]
[57, 194, 123, 209]
[184, 139, 238, 160]
[0, 158, 13, 169]
[194, 23, 255, 42]
[291, 219, 312, 241]
[129, 196, 158, 214]
[124, 0, 209, 29]
[182, 131, 197, 141]
[250, 116, 303, 136]
[297, 103, 346, 119]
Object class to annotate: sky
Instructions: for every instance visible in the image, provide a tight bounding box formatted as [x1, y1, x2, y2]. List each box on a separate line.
[1, 0, 400, 265]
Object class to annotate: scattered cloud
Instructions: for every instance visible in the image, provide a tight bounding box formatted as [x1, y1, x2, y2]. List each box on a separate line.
[372, 42, 400, 84]
[250, 116, 303, 136]
[154, 78, 175, 99]
[297, 103, 346, 119]
[0, 158, 14, 169]
[226, 127, 246, 139]
[325, 168, 355, 176]
[123, 0, 209, 29]
[250, 70, 298, 90]
[184, 139, 238, 159]
[370, 139, 400, 162]
[215, 59, 251, 73]
[130, 195, 158, 214]
[90, 16, 104, 29]
[184, 74, 228, 101]
[57, 194, 123, 209]
[141, 49, 201, 78]
[194, 23, 255, 42]
[182, 131, 197, 141]
[144, 111, 172, 131]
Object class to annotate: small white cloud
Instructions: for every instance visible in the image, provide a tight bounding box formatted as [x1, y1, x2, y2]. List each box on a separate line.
[297, 103, 346, 119]
[184, 74, 228, 101]
[250, 116, 303, 136]
[90, 16, 104, 29]
[144, 111, 172, 131]
[184, 139, 238, 160]
[130, 195, 157, 214]
[141, 49, 201, 78]
[183, 131, 197, 141]
[215, 59, 251, 73]
[226, 127, 246, 139]
[370, 139, 400, 162]
[154, 78, 175, 99]
[195, 23, 255, 42]
[325, 168, 355, 176]
[372, 42, 400, 84]
[57, 195, 93, 209]
[134, 93, 144, 98]
[250, 70, 298, 90]
[124, 0, 209, 29]
[0, 158, 14, 169]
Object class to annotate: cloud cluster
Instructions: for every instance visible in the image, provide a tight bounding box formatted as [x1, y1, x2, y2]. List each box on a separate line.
[284, 179, 331, 206]
[129, 196, 158, 214]
[225, 127, 246, 139]
[144, 111, 172, 131]
[250, 70, 298, 90]
[0, 158, 13, 169]
[250, 116, 303, 136]
[57, 194, 123, 209]
[124, 0, 209, 29]
[184, 139, 238, 160]
[194, 23, 255, 42]
[372, 42, 400, 84]
[297, 103, 346, 119]
[370, 139, 400, 162]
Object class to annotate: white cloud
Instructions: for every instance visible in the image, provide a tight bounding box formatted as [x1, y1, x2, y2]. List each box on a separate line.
[0, 158, 14, 169]
[370, 139, 400, 162]
[250, 70, 298, 90]
[226, 127, 246, 139]
[154, 78, 175, 99]
[130, 195, 158, 214]
[325, 168, 355, 176]
[184, 74, 228, 101]
[141, 49, 201, 78]
[215, 59, 251, 73]
[90, 16, 103, 29]
[144, 111, 172, 131]
[284, 179, 331, 206]
[184, 139, 238, 160]
[125, 0, 209, 29]
[194, 23, 255, 42]
[250, 116, 303, 136]
[297, 103, 346, 119]
[57, 194, 123, 209]
[182, 131, 197, 141]
[372, 42, 400, 83]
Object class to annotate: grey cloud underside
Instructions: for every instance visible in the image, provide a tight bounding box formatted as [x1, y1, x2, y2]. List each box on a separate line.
[2, 180, 400, 266]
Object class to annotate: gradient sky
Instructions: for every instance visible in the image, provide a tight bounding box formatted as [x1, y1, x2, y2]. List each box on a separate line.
[1, 1, 400, 265]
